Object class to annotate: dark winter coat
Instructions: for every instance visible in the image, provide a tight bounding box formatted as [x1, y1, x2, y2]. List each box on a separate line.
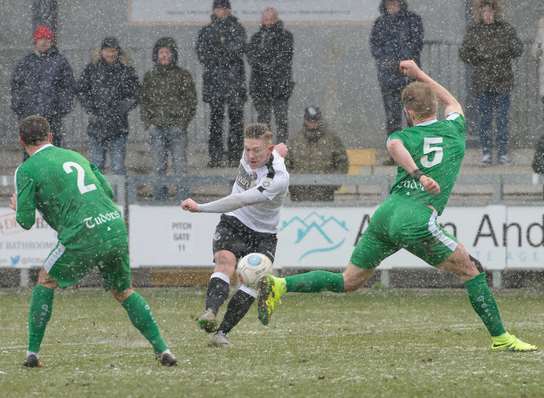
[78, 51, 140, 137]
[532, 134, 544, 175]
[459, 20, 523, 94]
[141, 37, 197, 130]
[247, 20, 294, 101]
[286, 123, 349, 201]
[369, 0, 424, 89]
[10, 46, 75, 120]
[195, 15, 247, 104]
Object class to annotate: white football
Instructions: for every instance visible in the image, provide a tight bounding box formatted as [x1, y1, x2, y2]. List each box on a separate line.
[237, 253, 273, 287]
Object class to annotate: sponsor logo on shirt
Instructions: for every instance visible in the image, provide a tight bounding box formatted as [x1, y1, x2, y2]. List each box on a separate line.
[235, 167, 254, 191]
[83, 211, 121, 229]
[399, 179, 425, 192]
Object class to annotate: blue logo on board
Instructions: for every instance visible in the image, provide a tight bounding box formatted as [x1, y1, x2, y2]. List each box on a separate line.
[279, 212, 349, 260]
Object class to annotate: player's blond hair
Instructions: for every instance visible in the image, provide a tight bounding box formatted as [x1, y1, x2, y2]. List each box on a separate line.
[244, 123, 273, 144]
[19, 115, 50, 145]
[401, 82, 437, 119]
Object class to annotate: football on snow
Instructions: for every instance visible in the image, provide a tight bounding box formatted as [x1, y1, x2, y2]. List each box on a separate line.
[237, 253, 273, 287]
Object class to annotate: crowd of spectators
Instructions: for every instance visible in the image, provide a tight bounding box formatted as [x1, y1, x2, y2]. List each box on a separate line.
[9, 0, 543, 200]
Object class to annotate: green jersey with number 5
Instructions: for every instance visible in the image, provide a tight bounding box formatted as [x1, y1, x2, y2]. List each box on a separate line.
[15, 145, 126, 250]
[387, 114, 465, 215]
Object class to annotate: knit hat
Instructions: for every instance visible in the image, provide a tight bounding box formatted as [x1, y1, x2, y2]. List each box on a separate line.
[33, 25, 54, 42]
[213, 0, 231, 10]
[101, 37, 121, 50]
[304, 106, 322, 122]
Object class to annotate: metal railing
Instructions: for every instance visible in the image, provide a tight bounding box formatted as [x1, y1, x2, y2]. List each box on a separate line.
[2, 173, 544, 207]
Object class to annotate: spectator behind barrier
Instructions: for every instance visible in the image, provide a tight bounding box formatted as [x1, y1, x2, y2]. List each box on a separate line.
[531, 16, 544, 175]
[459, 0, 523, 166]
[141, 37, 197, 200]
[195, 0, 248, 168]
[247, 7, 294, 144]
[369, 0, 424, 165]
[10, 24, 76, 154]
[78, 37, 140, 176]
[286, 106, 349, 202]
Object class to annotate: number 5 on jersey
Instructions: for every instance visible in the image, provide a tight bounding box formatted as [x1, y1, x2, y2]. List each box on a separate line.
[63, 161, 97, 194]
[421, 137, 443, 168]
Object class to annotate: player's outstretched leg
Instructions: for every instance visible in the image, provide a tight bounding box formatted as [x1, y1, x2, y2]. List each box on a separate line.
[257, 270, 346, 325]
[116, 289, 177, 366]
[198, 272, 231, 333]
[440, 246, 537, 352]
[210, 285, 256, 347]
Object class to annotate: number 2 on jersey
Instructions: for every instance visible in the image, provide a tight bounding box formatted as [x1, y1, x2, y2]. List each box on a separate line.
[420, 137, 443, 168]
[63, 162, 97, 194]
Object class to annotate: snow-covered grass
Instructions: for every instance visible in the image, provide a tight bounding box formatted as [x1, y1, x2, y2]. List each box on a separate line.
[0, 288, 543, 397]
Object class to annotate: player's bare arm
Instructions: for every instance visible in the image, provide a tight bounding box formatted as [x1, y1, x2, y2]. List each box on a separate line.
[400, 60, 463, 116]
[387, 138, 441, 195]
[274, 143, 288, 158]
[9, 193, 16, 211]
[181, 198, 201, 212]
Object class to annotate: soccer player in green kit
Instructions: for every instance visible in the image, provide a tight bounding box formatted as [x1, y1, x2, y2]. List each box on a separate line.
[257, 60, 537, 352]
[10, 115, 177, 367]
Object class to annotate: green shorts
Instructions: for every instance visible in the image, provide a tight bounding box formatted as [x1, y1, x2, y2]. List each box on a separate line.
[44, 240, 132, 292]
[350, 196, 458, 269]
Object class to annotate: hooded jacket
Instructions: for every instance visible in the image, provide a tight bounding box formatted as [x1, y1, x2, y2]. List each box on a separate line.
[369, 0, 423, 90]
[78, 47, 140, 137]
[286, 122, 349, 201]
[247, 20, 294, 101]
[195, 14, 247, 104]
[459, 18, 523, 94]
[141, 37, 197, 130]
[11, 46, 75, 120]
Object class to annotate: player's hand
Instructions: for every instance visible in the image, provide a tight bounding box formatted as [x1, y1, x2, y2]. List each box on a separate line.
[274, 143, 288, 158]
[420, 175, 441, 195]
[180, 198, 200, 212]
[9, 193, 16, 211]
[399, 60, 421, 79]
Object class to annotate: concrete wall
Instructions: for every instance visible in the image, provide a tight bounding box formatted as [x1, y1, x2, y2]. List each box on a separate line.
[0, 0, 542, 158]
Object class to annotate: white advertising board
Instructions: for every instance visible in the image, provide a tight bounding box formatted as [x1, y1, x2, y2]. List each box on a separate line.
[128, 0, 380, 25]
[129, 205, 220, 267]
[0, 208, 58, 268]
[3, 205, 542, 270]
[504, 207, 544, 269]
[127, 205, 544, 270]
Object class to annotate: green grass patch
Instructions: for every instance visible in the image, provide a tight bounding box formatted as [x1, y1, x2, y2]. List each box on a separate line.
[1, 288, 543, 397]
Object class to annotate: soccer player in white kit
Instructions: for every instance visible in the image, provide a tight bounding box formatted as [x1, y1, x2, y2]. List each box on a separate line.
[181, 123, 289, 347]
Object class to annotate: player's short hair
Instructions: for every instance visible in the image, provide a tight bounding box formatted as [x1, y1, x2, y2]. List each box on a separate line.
[244, 123, 273, 144]
[401, 82, 437, 119]
[19, 115, 50, 145]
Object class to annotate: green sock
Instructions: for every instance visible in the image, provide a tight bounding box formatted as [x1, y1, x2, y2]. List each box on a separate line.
[464, 273, 506, 337]
[28, 284, 55, 353]
[285, 271, 345, 293]
[121, 292, 168, 354]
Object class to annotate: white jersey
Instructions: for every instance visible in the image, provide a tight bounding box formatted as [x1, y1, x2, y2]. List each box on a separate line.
[227, 150, 289, 233]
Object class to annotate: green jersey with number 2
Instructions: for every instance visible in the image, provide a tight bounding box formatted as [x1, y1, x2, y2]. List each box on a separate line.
[387, 114, 465, 215]
[15, 145, 126, 250]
